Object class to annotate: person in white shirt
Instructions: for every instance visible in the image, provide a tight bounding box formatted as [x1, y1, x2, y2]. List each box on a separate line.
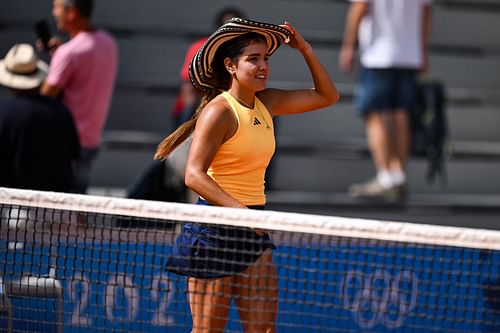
[340, 0, 432, 201]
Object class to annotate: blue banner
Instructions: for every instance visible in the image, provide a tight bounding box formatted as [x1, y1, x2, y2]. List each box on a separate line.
[2, 239, 500, 332]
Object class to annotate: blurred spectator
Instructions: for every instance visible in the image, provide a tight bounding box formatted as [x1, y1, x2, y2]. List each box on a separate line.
[40, 0, 118, 194]
[339, 0, 432, 201]
[172, 7, 245, 128]
[0, 43, 80, 192]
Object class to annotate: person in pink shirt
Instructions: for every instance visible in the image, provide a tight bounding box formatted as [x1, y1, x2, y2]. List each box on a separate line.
[41, 0, 118, 193]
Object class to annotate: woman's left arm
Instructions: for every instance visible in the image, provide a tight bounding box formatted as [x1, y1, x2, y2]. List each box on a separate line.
[260, 22, 339, 116]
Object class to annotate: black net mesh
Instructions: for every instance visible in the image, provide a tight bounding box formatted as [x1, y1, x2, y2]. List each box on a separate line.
[1, 188, 500, 332]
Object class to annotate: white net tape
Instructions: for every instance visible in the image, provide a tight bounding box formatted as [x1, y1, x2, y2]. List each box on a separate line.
[1, 187, 500, 250]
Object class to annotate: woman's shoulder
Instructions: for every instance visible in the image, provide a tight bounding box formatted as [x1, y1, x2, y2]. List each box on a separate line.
[256, 88, 281, 111]
[197, 94, 238, 138]
[199, 94, 235, 122]
[206, 94, 232, 112]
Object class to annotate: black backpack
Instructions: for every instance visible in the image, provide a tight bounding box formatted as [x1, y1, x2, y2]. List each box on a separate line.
[410, 80, 448, 184]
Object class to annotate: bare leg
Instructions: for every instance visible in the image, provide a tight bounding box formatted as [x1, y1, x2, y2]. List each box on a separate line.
[233, 249, 278, 333]
[389, 109, 410, 171]
[365, 111, 393, 172]
[188, 275, 233, 333]
[349, 110, 407, 199]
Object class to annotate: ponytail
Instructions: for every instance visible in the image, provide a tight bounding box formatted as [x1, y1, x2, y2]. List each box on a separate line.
[154, 89, 220, 160]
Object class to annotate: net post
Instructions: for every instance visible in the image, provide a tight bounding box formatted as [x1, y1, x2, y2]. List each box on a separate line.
[0, 277, 13, 333]
[4, 276, 64, 333]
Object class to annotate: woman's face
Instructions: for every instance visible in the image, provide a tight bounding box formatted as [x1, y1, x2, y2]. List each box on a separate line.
[230, 40, 270, 92]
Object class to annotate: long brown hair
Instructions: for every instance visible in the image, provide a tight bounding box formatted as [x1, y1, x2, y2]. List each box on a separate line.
[154, 32, 266, 160]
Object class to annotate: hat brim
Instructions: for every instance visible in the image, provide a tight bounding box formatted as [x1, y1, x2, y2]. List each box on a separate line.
[0, 59, 48, 90]
[189, 18, 290, 92]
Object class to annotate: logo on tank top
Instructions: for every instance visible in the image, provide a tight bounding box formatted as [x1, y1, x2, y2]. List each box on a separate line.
[253, 117, 261, 126]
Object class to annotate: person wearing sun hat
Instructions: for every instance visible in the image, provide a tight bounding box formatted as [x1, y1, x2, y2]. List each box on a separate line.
[0, 43, 80, 192]
[0, 43, 49, 90]
[155, 18, 339, 332]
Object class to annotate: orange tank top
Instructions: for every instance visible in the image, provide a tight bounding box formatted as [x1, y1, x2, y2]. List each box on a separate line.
[207, 91, 275, 206]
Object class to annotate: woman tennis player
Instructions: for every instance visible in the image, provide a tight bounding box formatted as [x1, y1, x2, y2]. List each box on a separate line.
[155, 18, 338, 333]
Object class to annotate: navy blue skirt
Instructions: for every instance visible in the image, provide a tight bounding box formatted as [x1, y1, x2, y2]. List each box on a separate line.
[166, 200, 276, 279]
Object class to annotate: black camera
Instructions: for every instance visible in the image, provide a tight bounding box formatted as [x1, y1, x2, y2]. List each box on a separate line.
[34, 20, 52, 50]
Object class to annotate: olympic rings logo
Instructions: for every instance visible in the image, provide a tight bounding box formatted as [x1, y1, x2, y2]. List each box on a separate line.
[340, 269, 419, 329]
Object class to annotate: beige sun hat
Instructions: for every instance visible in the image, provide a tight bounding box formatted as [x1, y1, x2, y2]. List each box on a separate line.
[0, 43, 49, 90]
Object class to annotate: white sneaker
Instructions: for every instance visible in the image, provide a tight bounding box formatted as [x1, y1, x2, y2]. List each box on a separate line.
[348, 178, 406, 202]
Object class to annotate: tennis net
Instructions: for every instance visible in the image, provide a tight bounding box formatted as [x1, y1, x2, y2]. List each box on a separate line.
[1, 187, 500, 332]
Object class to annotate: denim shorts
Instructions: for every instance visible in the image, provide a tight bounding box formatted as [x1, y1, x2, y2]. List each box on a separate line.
[356, 67, 418, 117]
[166, 199, 276, 279]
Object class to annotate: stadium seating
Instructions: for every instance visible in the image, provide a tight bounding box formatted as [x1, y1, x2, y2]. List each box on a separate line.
[1, 0, 499, 215]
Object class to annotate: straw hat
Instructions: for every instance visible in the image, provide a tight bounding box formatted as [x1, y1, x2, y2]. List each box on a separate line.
[0, 43, 49, 90]
[189, 17, 290, 92]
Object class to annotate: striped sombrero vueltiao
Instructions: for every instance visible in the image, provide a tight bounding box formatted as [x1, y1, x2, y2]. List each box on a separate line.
[189, 17, 290, 92]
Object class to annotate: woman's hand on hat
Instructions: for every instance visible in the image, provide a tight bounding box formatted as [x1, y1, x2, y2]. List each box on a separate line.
[280, 21, 311, 53]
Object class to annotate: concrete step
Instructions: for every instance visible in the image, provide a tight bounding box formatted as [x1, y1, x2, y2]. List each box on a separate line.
[90, 148, 156, 190]
[91, 130, 500, 194]
[270, 154, 500, 194]
[267, 190, 500, 229]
